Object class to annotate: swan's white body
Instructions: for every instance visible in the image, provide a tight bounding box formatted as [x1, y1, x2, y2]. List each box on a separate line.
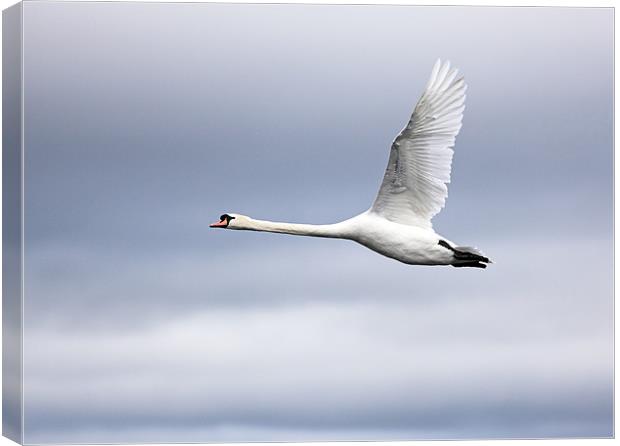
[227, 212, 454, 265]
[212, 60, 490, 268]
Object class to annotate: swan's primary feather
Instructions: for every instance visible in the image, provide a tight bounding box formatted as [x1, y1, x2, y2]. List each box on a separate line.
[371, 59, 466, 229]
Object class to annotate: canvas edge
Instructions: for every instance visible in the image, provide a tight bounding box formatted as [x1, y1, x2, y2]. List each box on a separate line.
[2, 2, 24, 444]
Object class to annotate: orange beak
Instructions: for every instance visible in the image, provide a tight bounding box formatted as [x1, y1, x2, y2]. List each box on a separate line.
[210, 219, 228, 228]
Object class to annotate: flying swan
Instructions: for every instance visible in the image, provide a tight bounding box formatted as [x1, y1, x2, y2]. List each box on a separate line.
[211, 60, 491, 268]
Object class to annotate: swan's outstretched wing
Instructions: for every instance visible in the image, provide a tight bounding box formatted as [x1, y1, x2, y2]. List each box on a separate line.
[370, 59, 466, 229]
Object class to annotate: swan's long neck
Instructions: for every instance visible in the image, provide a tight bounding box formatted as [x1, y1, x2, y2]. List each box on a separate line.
[236, 217, 348, 239]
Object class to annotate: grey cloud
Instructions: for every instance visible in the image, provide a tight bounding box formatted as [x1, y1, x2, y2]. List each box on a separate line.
[23, 236, 612, 440]
[24, 237, 611, 330]
[24, 295, 611, 442]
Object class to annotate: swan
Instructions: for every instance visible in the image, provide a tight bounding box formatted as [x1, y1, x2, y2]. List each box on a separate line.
[211, 60, 491, 268]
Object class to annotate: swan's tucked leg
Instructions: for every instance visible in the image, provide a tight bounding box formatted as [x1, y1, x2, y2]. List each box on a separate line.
[452, 261, 487, 269]
[438, 240, 491, 267]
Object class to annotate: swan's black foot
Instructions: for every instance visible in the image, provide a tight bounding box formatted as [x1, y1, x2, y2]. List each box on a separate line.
[452, 261, 487, 269]
[439, 240, 491, 268]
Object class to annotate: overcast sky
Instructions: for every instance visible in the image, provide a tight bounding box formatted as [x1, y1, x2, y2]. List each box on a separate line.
[20, 2, 612, 443]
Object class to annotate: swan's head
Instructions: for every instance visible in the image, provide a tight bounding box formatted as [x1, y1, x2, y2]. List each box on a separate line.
[209, 213, 248, 229]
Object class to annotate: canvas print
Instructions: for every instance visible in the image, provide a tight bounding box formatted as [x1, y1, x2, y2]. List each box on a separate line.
[2, 2, 613, 444]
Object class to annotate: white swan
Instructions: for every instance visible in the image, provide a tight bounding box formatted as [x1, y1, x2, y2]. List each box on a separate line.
[211, 60, 491, 268]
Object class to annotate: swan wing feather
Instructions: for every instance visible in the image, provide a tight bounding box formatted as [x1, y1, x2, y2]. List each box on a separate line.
[370, 59, 467, 228]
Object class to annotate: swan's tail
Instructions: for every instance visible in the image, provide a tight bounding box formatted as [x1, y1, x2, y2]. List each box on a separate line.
[439, 240, 491, 269]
